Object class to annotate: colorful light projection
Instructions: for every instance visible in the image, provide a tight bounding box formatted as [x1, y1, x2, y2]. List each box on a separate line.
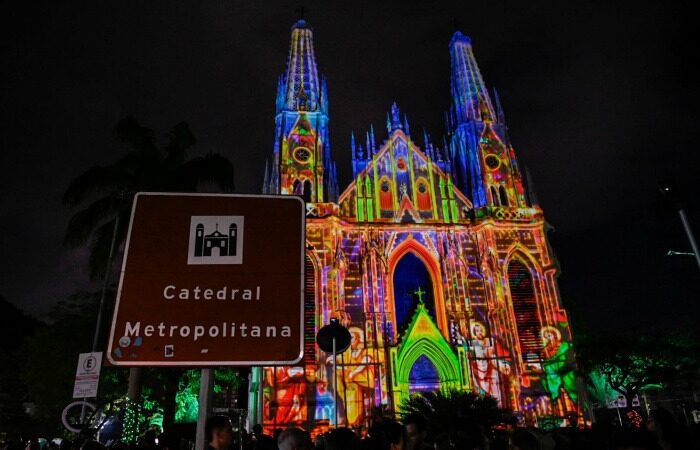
[255, 20, 585, 434]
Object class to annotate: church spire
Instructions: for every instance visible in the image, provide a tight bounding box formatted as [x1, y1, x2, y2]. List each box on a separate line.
[447, 32, 527, 210]
[281, 20, 324, 113]
[449, 32, 495, 123]
[266, 19, 335, 203]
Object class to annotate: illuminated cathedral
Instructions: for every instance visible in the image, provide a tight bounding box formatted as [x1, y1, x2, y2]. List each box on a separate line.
[248, 20, 584, 431]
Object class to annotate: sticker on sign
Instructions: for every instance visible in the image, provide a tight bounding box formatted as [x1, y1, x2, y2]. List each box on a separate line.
[107, 193, 305, 366]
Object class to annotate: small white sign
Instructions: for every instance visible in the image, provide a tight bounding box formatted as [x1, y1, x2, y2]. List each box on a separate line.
[692, 410, 700, 424]
[607, 394, 640, 409]
[187, 216, 244, 265]
[72, 352, 102, 398]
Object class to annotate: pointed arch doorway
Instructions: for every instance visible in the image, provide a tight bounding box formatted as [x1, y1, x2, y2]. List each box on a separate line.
[387, 238, 448, 340]
[389, 304, 469, 408]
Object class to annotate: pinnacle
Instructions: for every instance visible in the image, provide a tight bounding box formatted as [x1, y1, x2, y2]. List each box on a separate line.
[449, 31, 472, 47]
[292, 19, 310, 30]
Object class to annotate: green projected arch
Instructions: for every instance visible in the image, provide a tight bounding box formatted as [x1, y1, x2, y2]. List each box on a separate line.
[391, 304, 470, 408]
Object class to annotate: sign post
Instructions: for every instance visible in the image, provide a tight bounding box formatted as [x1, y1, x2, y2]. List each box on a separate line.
[316, 319, 351, 428]
[73, 352, 103, 399]
[195, 368, 214, 450]
[107, 193, 305, 440]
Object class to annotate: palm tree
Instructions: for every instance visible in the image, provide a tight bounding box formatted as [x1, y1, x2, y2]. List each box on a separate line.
[399, 390, 513, 448]
[63, 116, 235, 434]
[63, 116, 235, 279]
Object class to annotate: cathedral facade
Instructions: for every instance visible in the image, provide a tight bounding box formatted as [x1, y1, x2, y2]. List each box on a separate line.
[249, 20, 584, 432]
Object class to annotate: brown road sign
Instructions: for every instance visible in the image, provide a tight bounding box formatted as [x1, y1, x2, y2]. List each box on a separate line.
[107, 193, 305, 366]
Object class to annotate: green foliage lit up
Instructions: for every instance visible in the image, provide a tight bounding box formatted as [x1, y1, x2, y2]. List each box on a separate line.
[175, 369, 244, 423]
[577, 331, 699, 407]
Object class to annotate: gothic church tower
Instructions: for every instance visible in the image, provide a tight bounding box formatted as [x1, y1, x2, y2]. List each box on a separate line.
[263, 20, 339, 203]
[447, 32, 527, 210]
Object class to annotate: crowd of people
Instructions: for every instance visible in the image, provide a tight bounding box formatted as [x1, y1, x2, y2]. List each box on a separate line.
[197, 409, 700, 450]
[2, 407, 698, 450]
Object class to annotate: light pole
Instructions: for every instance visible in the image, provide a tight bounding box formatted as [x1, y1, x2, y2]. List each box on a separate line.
[658, 181, 700, 272]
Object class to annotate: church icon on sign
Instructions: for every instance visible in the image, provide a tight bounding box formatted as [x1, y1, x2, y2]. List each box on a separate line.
[188, 216, 244, 265]
[194, 223, 238, 257]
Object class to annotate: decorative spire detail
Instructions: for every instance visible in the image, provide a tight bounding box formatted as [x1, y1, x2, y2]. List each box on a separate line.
[492, 87, 506, 124]
[524, 166, 540, 208]
[449, 32, 495, 124]
[350, 131, 356, 159]
[389, 102, 403, 132]
[263, 158, 270, 194]
[281, 20, 323, 113]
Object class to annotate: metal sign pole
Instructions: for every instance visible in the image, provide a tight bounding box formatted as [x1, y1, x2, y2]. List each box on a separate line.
[332, 336, 337, 429]
[195, 368, 214, 449]
[315, 319, 350, 429]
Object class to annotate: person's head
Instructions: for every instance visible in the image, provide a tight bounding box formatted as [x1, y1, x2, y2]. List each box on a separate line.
[646, 407, 677, 438]
[370, 420, 405, 450]
[206, 415, 234, 449]
[252, 423, 264, 436]
[313, 433, 326, 450]
[80, 441, 105, 450]
[403, 414, 427, 450]
[324, 428, 360, 450]
[278, 427, 312, 450]
[509, 429, 539, 450]
[610, 428, 655, 450]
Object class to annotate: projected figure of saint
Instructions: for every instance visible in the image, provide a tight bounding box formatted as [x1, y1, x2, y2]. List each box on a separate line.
[270, 366, 306, 425]
[469, 321, 509, 402]
[541, 326, 578, 402]
[328, 326, 374, 426]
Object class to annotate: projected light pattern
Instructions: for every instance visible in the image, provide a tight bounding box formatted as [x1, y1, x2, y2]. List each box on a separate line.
[251, 20, 584, 434]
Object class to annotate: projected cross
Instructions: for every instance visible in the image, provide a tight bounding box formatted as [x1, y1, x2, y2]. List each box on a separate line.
[414, 286, 426, 304]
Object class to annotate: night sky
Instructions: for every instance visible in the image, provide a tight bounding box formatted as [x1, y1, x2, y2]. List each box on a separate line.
[2, 1, 698, 336]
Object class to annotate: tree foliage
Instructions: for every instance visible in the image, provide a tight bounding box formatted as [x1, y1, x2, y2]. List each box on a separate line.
[54, 117, 237, 433]
[0, 297, 39, 433]
[399, 390, 513, 446]
[63, 116, 235, 279]
[18, 292, 128, 435]
[577, 331, 699, 405]
[173, 369, 245, 423]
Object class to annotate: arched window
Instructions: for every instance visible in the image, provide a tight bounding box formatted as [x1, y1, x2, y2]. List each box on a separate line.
[303, 254, 316, 365]
[507, 259, 542, 364]
[302, 180, 313, 203]
[490, 186, 500, 206]
[416, 178, 432, 211]
[393, 252, 435, 331]
[409, 355, 440, 394]
[499, 186, 509, 207]
[379, 177, 394, 210]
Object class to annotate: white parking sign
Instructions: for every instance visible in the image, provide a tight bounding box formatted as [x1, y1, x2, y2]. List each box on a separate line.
[72, 352, 102, 398]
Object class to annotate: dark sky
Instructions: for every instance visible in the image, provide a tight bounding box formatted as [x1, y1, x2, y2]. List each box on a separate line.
[2, 1, 698, 335]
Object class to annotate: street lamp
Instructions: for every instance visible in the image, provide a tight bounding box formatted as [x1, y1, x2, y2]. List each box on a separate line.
[658, 180, 700, 272]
